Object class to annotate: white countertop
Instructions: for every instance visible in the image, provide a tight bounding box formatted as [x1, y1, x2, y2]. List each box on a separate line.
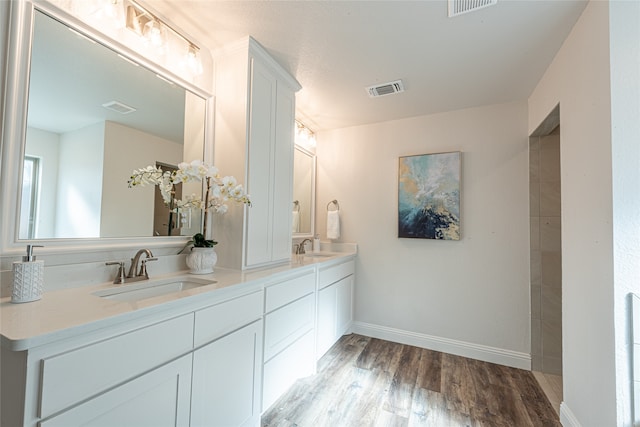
[0, 252, 355, 351]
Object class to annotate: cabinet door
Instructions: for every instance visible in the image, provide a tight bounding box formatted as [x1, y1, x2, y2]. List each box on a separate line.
[336, 275, 354, 337]
[270, 82, 295, 262]
[246, 58, 276, 267]
[316, 284, 337, 359]
[40, 355, 192, 427]
[191, 320, 263, 427]
[262, 329, 314, 411]
[316, 275, 354, 359]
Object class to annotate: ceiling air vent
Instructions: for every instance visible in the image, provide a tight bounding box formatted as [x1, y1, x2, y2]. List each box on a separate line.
[366, 80, 405, 98]
[448, 0, 497, 17]
[102, 100, 137, 114]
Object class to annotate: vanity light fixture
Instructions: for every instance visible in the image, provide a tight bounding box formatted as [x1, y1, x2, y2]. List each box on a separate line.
[295, 120, 316, 148]
[77, 0, 125, 28]
[142, 19, 165, 48]
[124, 0, 203, 75]
[185, 44, 204, 76]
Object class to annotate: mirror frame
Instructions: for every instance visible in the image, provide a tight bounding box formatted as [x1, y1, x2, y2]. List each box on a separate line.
[0, 0, 214, 257]
[292, 144, 316, 239]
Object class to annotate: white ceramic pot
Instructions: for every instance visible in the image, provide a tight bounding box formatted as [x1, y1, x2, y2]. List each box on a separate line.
[186, 247, 217, 274]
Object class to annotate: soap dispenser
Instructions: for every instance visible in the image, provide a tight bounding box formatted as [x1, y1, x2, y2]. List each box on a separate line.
[12, 245, 44, 303]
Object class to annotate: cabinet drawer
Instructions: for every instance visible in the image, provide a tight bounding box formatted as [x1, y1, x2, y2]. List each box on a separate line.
[265, 271, 315, 313]
[264, 293, 314, 361]
[194, 290, 263, 347]
[318, 260, 354, 290]
[262, 329, 314, 411]
[40, 314, 194, 418]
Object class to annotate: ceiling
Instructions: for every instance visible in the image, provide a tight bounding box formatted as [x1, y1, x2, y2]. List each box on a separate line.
[148, 0, 588, 132]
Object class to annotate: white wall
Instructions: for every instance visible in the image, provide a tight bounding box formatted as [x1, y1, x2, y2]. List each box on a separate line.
[0, 2, 7, 134]
[610, 1, 640, 425]
[24, 127, 60, 238]
[528, 1, 640, 425]
[101, 121, 183, 237]
[55, 122, 104, 238]
[316, 101, 530, 367]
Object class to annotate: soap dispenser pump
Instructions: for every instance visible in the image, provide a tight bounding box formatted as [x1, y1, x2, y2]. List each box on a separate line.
[12, 245, 45, 303]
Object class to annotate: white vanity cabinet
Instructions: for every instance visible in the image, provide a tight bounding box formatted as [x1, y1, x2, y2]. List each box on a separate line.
[262, 269, 316, 410]
[1, 290, 266, 427]
[316, 260, 355, 359]
[191, 291, 264, 427]
[213, 36, 301, 270]
[2, 313, 195, 427]
[0, 254, 358, 427]
[39, 355, 193, 427]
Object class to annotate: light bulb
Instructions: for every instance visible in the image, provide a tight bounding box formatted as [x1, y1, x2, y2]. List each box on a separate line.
[185, 45, 203, 76]
[143, 20, 165, 48]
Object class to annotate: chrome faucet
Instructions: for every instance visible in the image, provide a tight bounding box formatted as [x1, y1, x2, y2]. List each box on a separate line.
[296, 239, 313, 255]
[105, 249, 157, 285]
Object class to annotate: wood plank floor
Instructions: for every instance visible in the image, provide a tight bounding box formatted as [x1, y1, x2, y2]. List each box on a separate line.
[261, 334, 560, 427]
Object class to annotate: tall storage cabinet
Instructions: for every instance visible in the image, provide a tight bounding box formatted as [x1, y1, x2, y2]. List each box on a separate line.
[213, 36, 301, 270]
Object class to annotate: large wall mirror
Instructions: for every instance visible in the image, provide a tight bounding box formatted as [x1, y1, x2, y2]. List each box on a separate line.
[1, 2, 212, 254]
[292, 145, 316, 238]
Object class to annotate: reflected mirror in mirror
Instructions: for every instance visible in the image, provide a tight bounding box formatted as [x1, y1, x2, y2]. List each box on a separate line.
[19, 10, 206, 240]
[292, 145, 316, 236]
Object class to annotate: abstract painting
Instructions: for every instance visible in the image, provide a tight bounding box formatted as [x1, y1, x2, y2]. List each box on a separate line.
[398, 151, 461, 240]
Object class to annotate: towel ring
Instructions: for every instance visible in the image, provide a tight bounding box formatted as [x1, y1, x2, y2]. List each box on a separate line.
[327, 200, 340, 211]
[293, 200, 300, 212]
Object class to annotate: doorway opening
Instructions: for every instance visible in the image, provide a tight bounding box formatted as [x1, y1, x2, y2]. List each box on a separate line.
[529, 105, 562, 414]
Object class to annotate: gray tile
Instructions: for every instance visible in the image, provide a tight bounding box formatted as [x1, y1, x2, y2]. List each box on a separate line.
[529, 136, 540, 151]
[530, 146, 540, 183]
[542, 355, 563, 376]
[531, 319, 542, 358]
[532, 357, 543, 371]
[540, 134, 561, 182]
[542, 284, 562, 326]
[540, 217, 561, 252]
[531, 284, 542, 320]
[530, 217, 540, 251]
[542, 319, 563, 359]
[530, 182, 540, 216]
[541, 251, 562, 288]
[540, 181, 561, 216]
[530, 250, 541, 287]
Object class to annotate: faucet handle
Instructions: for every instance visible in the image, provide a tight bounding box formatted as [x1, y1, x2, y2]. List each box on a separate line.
[106, 261, 126, 284]
[138, 257, 158, 278]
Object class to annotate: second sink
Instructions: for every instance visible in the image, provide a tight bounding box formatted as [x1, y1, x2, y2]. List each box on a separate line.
[303, 253, 333, 258]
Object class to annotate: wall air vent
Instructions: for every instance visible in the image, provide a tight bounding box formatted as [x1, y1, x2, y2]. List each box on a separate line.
[448, 0, 497, 17]
[102, 100, 137, 114]
[366, 80, 405, 98]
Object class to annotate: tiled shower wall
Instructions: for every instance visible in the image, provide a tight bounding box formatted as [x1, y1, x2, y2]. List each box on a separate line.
[530, 126, 562, 374]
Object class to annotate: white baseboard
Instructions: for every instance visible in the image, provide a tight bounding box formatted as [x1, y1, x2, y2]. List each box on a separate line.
[350, 321, 531, 370]
[560, 402, 581, 427]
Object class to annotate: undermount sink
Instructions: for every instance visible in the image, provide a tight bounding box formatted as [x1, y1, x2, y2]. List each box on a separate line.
[93, 277, 216, 302]
[303, 253, 333, 258]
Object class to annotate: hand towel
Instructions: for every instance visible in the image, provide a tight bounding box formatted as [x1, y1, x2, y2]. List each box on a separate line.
[292, 211, 300, 233]
[327, 210, 340, 240]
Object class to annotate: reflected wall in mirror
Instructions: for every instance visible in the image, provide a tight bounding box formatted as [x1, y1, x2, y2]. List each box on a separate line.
[19, 10, 206, 240]
[292, 145, 316, 237]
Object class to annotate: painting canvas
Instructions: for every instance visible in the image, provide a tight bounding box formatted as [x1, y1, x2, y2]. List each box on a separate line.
[398, 151, 461, 240]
